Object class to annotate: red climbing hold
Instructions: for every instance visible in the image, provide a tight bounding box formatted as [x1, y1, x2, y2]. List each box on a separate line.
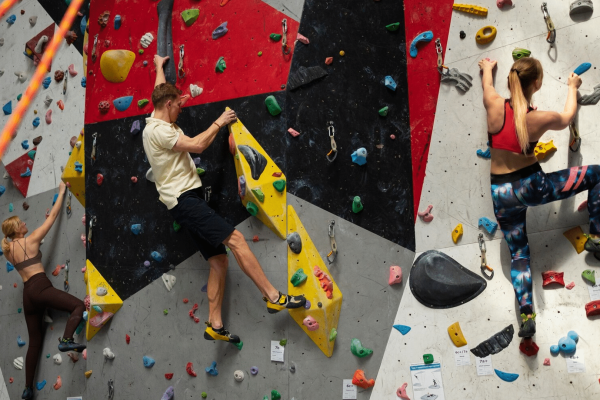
[186, 362, 197, 377]
[352, 369, 375, 389]
[325, 57, 333, 65]
[131, 176, 138, 183]
[4, 147, 38, 197]
[9, 377, 13, 384]
[272, 172, 282, 177]
[96, 174, 104, 186]
[313, 266, 333, 299]
[578, 200, 588, 211]
[519, 338, 539, 356]
[253, 235, 259, 242]
[126, 334, 130, 344]
[13, 283, 17, 288]
[189, 303, 200, 323]
[98, 101, 110, 114]
[183, 298, 189, 303]
[51, 265, 63, 276]
[165, 373, 173, 380]
[585, 300, 600, 317]
[541, 271, 565, 287]
[57, 100, 64, 111]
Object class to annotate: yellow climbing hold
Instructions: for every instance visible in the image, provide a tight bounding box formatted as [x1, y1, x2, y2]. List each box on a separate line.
[534, 140, 557, 161]
[339, 50, 345, 56]
[447, 322, 468, 347]
[452, 4, 488, 16]
[61, 129, 85, 207]
[100, 50, 136, 83]
[84, 370, 92, 378]
[287, 205, 342, 358]
[563, 226, 587, 254]
[85, 260, 123, 341]
[475, 26, 497, 45]
[452, 223, 463, 244]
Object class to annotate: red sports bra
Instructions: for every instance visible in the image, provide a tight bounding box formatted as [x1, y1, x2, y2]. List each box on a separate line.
[488, 99, 537, 155]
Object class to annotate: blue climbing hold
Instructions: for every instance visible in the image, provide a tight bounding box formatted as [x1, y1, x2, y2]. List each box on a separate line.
[20, 167, 31, 177]
[6, 15, 16, 25]
[35, 380, 46, 390]
[131, 224, 142, 235]
[478, 217, 498, 235]
[17, 335, 26, 347]
[212, 21, 228, 39]
[409, 31, 433, 58]
[52, 193, 58, 205]
[42, 77, 51, 89]
[393, 324, 411, 335]
[80, 15, 87, 34]
[33, 117, 40, 127]
[81, 77, 86, 88]
[143, 355, 156, 368]
[114, 15, 122, 30]
[573, 62, 591, 76]
[113, 96, 134, 112]
[92, 305, 102, 313]
[9, 203, 13, 212]
[21, 140, 29, 150]
[494, 369, 519, 382]
[568, 330, 579, 343]
[83, 311, 88, 321]
[131, 120, 141, 135]
[28, 150, 36, 160]
[0, 185, 5, 196]
[557, 336, 577, 355]
[143, 61, 148, 67]
[201, 283, 208, 292]
[384, 76, 397, 91]
[3, 101, 12, 115]
[205, 361, 218, 376]
[477, 147, 491, 159]
[550, 344, 559, 356]
[74, 161, 83, 172]
[351, 148, 367, 166]
[7, 261, 14, 272]
[151, 251, 163, 262]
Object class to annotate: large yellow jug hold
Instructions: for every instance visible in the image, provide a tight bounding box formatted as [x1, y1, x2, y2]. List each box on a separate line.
[100, 50, 136, 83]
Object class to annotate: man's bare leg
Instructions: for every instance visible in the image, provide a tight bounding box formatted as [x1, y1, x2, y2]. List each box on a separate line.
[206, 254, 228, 329]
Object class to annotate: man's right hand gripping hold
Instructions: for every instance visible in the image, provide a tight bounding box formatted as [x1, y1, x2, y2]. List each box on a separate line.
[143, 55, 306, 344]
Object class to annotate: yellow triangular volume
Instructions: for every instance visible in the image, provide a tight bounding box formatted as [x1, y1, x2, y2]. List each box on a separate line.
[287, 205, 342, 357]
[228, 107, 286, 239]
[84, 260, 123, 341]
[61, 129, 85, 207]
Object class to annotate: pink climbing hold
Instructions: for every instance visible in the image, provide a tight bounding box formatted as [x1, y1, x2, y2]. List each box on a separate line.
[84, 295, 90, 311]
[390, 134, 396, 139]
[67, 352, 79, 363]
[543, 358, 551, 366]
[578, 200, 588, 212]
[497, 0, 512, 8]
[566, 281, 575, 290]
[417, 205, 434, 222]
[296, 33, 309, 44]
[131, 176, 138, 183]
[68, 64, 78, 76]
[82, 349, 87, 360]
[53, 375, 62, 390]
[45, 109, 52, 124]
[397, 382, 410, 400]
[81, 266, 86, 273]
[303, 315, 319, 331]
[325, 57, 333, 65]
[89, 311, 114, 327]
[388, 266, 402, 285]
[80, 233, 86, 248]
[313, 266, 333, 299]
[288, 128, 300, 137]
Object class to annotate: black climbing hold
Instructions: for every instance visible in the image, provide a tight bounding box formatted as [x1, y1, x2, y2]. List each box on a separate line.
[470, 325, 514, 358]
[460, 31, 466, 39]
[286, 232, 302, 254]
[287, 66, 328, 91]
[409, 250, 487, 309]
[237, 145, 267, 180]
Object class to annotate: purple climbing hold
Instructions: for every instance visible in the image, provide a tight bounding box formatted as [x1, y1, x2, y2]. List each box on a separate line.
[201, 283, 207, 292]
[193, 157, 201, 165]
[250, 366, 258, 375]
[144, 260, 151, 267]
[212, 21, 228, 39]
[161, 386, 174, 400]
[238, 176, 246, 197]
[131, 120, 141, 135]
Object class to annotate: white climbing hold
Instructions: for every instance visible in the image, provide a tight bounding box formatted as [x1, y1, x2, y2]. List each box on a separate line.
[53, 354, 62, 365]
[44, 314, 53, 323]
[44, 95, 52, 107]
[14, 71, 27, 82]
[162, 274, 176, 291]
[140, 32, 154, 48]
[29, 16, 37, 26]
[103, 348, 115, 360]
[75, 141, 82, 149]
[35, 35, 48, 53]
[234, 370, 245, 382]
[190, 84, 203, 98]
[96, 287, 108, 296]
[14, 357, 23, 370]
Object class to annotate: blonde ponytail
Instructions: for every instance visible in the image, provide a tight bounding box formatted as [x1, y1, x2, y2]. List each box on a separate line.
[1, 216, 22, 256]
[1, 237, 10, 256]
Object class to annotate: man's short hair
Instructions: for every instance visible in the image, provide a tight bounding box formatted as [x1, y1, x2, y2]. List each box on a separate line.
[151, 83, 182, 109]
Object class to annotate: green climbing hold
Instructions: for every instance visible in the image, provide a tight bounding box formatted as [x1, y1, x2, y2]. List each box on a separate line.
[273, 179, 286, 193]
[17, 94, 22, 101]
[235, 341, 243, 350]
[265, 95, 281, 116]
[290, 268, 308, 287]
[163, 309, 168, 315]
[138, 49, 144, 55]
[271, 390, 281, 400]
[201, 392, 207, 399]
[423, 354, 434, 364]
[18, 308, 22, 313]
[173, 221, 181, 232]
[181, 9, 200, 26]
[386, 22, 400, 31]
[329, 328, 337, 341]
[46, 353, 50, 358]
[512, 47, 531, 61]
[263, 397, 268, 400]
[352, 196, 363, 213]
[279, 339, 287, 346]
[258, 51, 263, 57]
[246, 201, 259, 216]
[138, 99, 149, 107]
[27, 150, 36, 160]
[582, 269, 596, 285]
[351, 338, 373, 357]
[251, 188, 265, 202]
[269, 33, 282, 41]
[379, 106, 389, 116]
[235, 153, 239, 160]
[196, 168, 206, 176]
[215, 57, 226, 73]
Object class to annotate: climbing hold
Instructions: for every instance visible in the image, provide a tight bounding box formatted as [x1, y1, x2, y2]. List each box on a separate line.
[138, 99, 149, 108]
[103, 348, 115, 360]
[287, 66, 328, 91]
[6, 261, 14, 272]
[22, 202, 29, 210]
[144, 261, 151, 268]
[566, 281, 575, 290]
[543, 357, 551, 365]
[423, 354, 434, 364]
[113, 96, 133, 112]
[574, 63, 592, 76]
[534, 140, 557, 160]
[196, 167, 205, 176]
[190, 84, 203, 98]
[470, 325, 514, 358]
[478, 217, 498, 235]
[552, 331, 579, 355]
[66, 64, 78, 78]
[570, 0, 594, 15]
[205, 361, 218, 376]
[36, 380, 46, 390]
[130, 224, 142, 235]
[273, 179, 286, 192]
[397, 383, 410, 400]
[181, 9, 200, 26]
[452, 224, 463, 244]
[384, 76, 397, 91]
[185, 362, 197, 377]
[270, 33, 282, 41]
[42, 76, 51, 89]
[271, 390, 281, 400]
[81, 77, 86, 87]
[57, 100, 64, 111]
[32, 117, 40, 127]
[160, 386, 174, 400]
[409, 31, 433, 57]
[238, 145, 267, 180]
[351, 369, 375, 389]
[582, 269, 596, 285]
[265, 95, 282, 116]
[17, 336, 26, 347]
[296, 33, 309, 44]
[29, 16, 37, 26]
[340, 50, 345, 56]
[0, 186, 5, 196]
[9, 203, 13, 212]
[352, 196, 364, 213]
[325, 57, 333, 65]
[251, 188, 265, 202]
[98, 10, 110, 27]
[113, 14, 122, 30]
[351, 338, 373, 357]
[172, 221, 181, 232]
[140, 32, 154, 48]
[512, 48, 531, 61]
[303, 316, 319, 331]
[476, 26, 497, 45]
[6, 15, 16, 24]
[21, 140, 29, 150]
[280, 338, 287, 346]
[2, 101, 11, 115]
[290, 268, 307, 286]
[100, 50, 136, 83]
[151, 251, 164, 262]
[129, 120, 141, 135]
[20, 168, 31, 178]
[13, 357, 23, 370]
[497, 0, 512, 8]
[162, 274, 176, 291]
[418, 205, 434, 222]
[215, 56, 226, 72]
[519, 338, 539, 356]
[351, 148, 367, 165]
[477, 146, 491, 159]
[212, 22, 228, 39]
[563, 226, 587, 253]
[74, 162, 83, 172]
[386, 22, 400, 32]
[460, 30, 466, 39]
[44, 95, 52, 107]
[54, 70, 65, 82]
[126, 334, 130, 344]
[494, 369, 519, 382]
[234, 370, 244, 382]
[44, 109, 53, 124]
[440, 67, 473, 92]
[53, 353, 62, 365]
[329, 328, 337, 341]
[14, 71, 28, 83]
[447, 322, 467, 347]
[96, 173, 104, 186]
[542, 271, 565, 287]
[98, 101, 110, 114]
[143, 355, 155, 368]
[250, 366, 258, 375]
[378, 106, 389, 116]
[452, 4, 488, 16]
[201, 393, 208, 399]
[585, 299, 600, 317]
[389, 266, 402, 285]
[84, 370, 92, 378]
[65, 30, 77, 45]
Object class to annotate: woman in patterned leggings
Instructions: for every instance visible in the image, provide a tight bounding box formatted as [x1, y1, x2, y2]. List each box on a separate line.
[480, 56, 600, 338]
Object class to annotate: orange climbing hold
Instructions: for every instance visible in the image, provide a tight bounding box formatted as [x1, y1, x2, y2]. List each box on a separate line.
[313, 266, 333, 299]
[51, 264, 63, 276]
[57, 100, 64, 110]
[352, 369, 375, 389]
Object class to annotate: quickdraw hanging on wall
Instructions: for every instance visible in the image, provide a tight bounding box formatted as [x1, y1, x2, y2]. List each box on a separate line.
[326, 121, 337, 162]
[64, 259, 70, 292]
[327, 220, 338, 264]
[541, 3, 556, 45]
[91, 132, 98, 166]
[204, 186, 212, 203]
[478, 233, 494, 280]
[569, 119, 581, 152]
[435, 38, 444, 70]
[178, 45, 185, 79]
[87, 215, 96, 249]
[66, 189, 72, 217]
[282, 19, 290, 55]
[91, 34, 99, 62]
[62, 68, 68, 95]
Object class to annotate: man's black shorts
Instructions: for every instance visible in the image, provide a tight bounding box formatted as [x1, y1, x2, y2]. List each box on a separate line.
[169, 187, 235, 260]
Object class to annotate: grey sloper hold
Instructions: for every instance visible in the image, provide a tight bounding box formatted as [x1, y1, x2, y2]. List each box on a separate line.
[409, 250, 487, 308]
[578, 84, 600, 105]
[287, 66, 328, 91]
[0, 38, 4, 46]
[470, 325, 514, 358]
[439, 68, 473, 92]
[29, 16, 38, 26]
[570, 0, 593, 15]
[286, 232, 302, 254]
[44, 95, 52, 107]
[157, 0, 176, 84]
[237, 145, 267, 180]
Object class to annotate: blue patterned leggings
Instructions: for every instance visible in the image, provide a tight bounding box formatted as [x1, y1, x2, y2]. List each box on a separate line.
[491, 164, 600, 315]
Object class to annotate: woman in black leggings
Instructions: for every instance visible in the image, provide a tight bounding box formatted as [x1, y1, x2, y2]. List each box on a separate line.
[2, 182, 86, 400]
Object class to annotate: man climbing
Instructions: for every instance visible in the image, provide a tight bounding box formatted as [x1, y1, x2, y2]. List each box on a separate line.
[143, 55, 306, 344]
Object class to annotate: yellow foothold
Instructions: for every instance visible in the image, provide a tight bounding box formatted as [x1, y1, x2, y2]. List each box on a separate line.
[339, 50, 345, 56]
[99, 50, 136, 83]
[447, 322, 467, 347]
[452, 224, 463, 244]
[563, 226, 587, 254]
[84, 370, 92, 378]
[475, 26, 497, 45]
[534, 140, 557, 161]
[452, 4, 488, 16]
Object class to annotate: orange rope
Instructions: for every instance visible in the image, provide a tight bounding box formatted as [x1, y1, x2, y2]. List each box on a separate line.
[0, 0, 18, 19]
[0, 0, 84, 161]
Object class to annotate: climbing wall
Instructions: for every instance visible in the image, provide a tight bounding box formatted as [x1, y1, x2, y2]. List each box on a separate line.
[373, 0, 600, 398]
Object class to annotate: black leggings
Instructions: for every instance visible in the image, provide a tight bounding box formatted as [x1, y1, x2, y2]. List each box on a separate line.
[23, 273, 85, 386]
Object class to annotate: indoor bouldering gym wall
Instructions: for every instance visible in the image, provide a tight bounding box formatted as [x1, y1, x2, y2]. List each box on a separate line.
[1, 0, 600, 399]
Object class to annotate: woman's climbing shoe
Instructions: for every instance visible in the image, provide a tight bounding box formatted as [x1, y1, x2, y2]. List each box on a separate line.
[58, 337, 86, 352]
[584, 234, 600, 260]
[518, 314, 536, 338]
[21, 386, 33, 399]
[203, 322, 241, 343]
[264, 292, 306, 314]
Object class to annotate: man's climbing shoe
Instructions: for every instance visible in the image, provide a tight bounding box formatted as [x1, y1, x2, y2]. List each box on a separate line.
[203, 322, 241, 344]
[264, 292, 306, 314]
[518, 314, 536, 338]
[58, 337, 86, 353]
[583, 234, 600, 260]
[21, 386, 33, 400]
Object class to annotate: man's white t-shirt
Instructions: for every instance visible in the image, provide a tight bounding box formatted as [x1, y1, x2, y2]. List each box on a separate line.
[142, 113, 201, 210]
